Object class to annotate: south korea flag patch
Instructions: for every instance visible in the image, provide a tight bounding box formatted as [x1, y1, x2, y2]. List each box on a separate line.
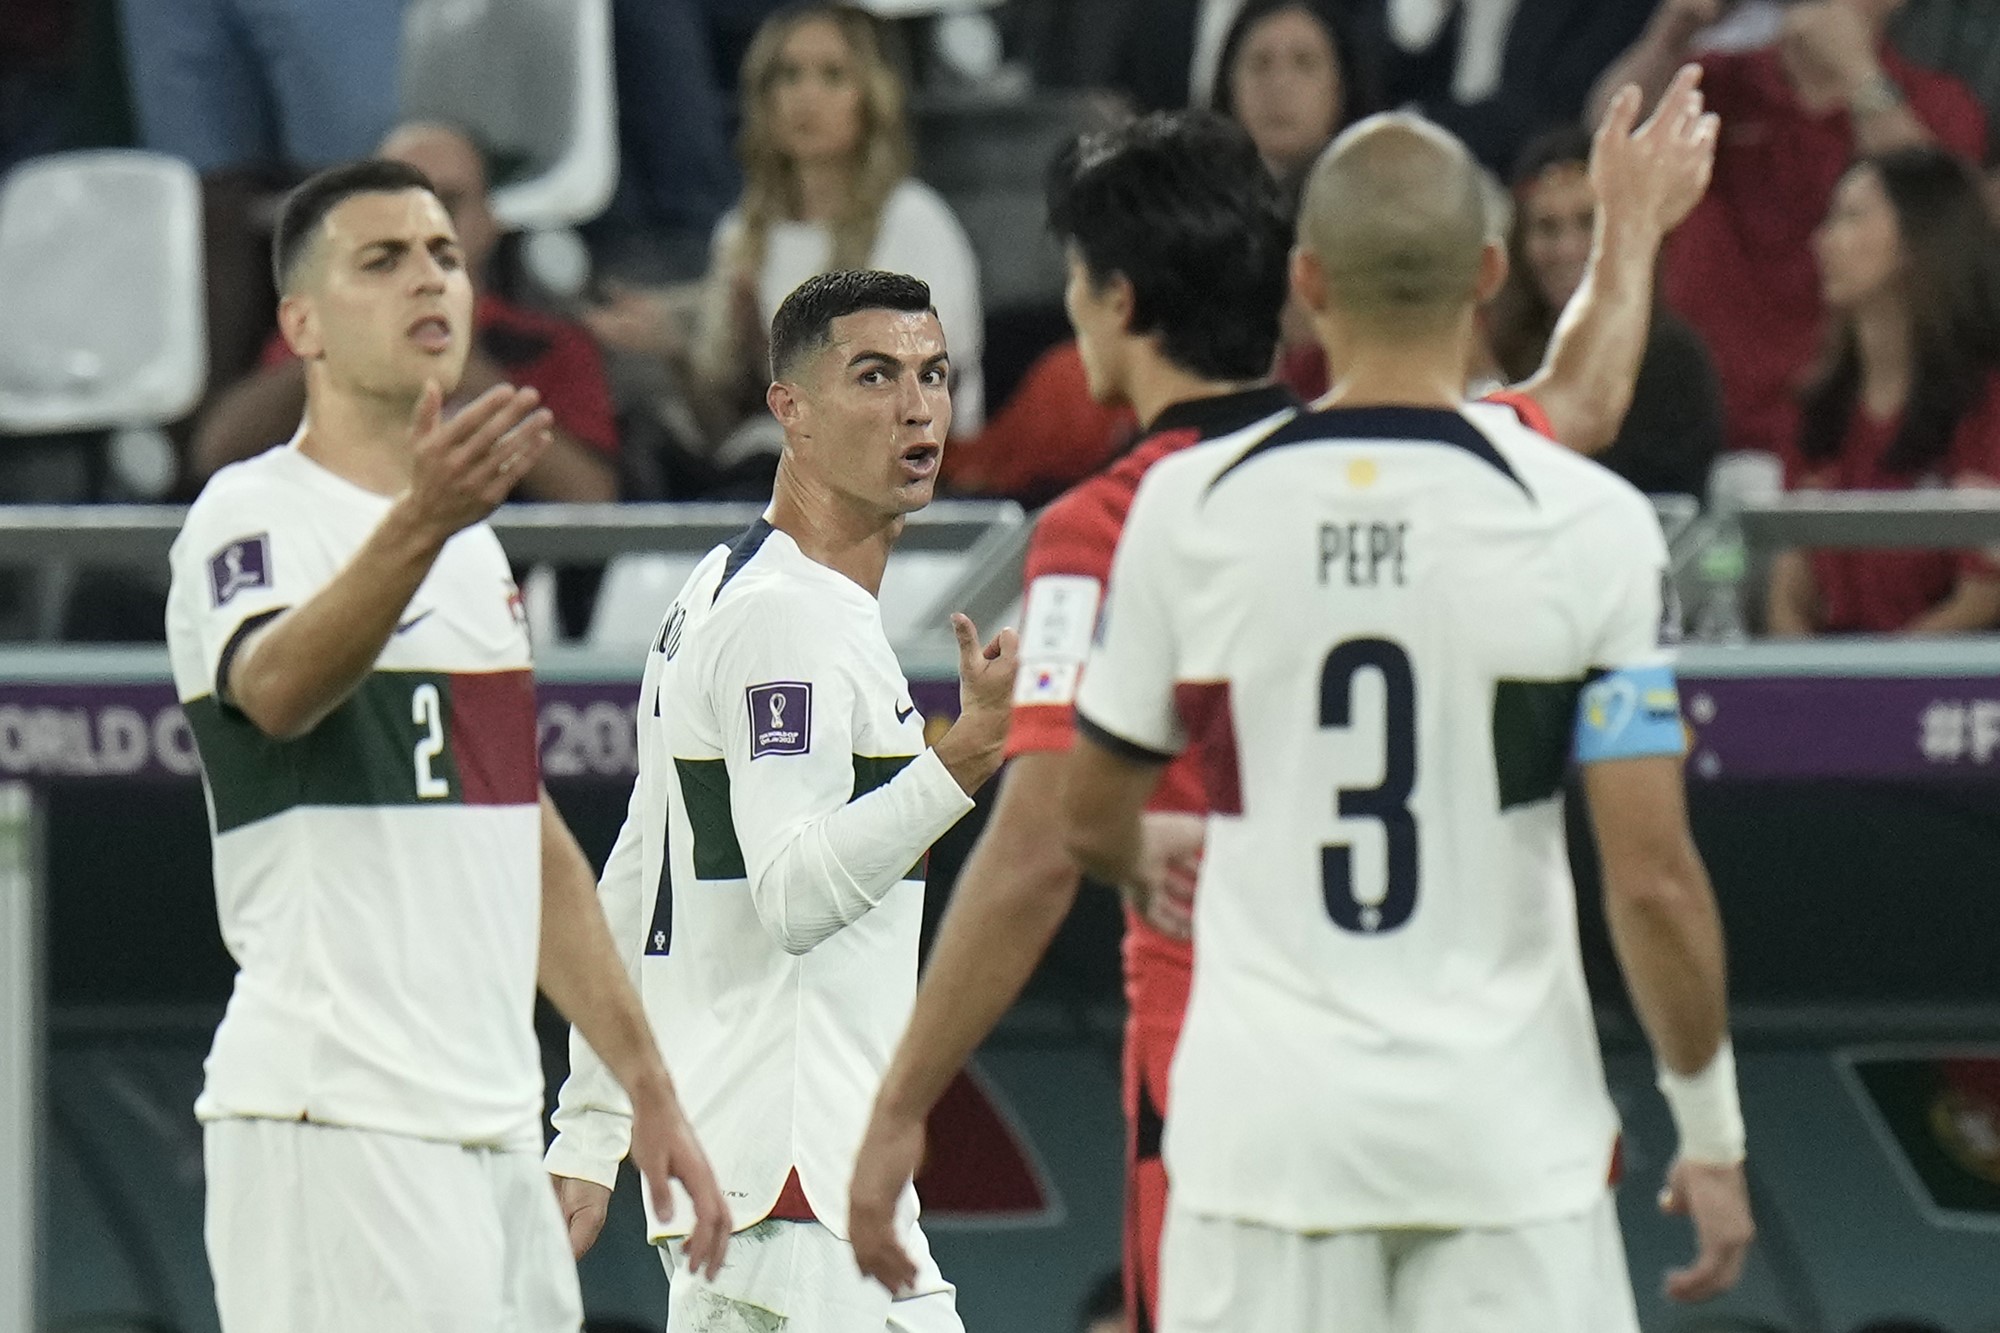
[1014, 575, 1100, 707]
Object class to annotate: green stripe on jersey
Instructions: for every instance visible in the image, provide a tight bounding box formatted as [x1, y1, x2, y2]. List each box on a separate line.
[677, 753, 923, 882]
[186, 668, 535, 833]
[1491, 678, 1585, 810]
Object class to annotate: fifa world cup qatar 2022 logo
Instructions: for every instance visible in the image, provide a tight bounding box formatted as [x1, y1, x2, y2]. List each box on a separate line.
[747, 682, 812, 758]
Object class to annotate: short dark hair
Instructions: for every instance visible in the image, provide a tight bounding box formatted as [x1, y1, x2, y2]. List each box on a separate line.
[1047, 111, 1290, 381]
[271, 159, 438, 291]
[768, 269, 936, 380]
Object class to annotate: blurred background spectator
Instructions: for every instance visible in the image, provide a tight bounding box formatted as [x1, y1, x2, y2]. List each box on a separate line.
[1767, 147, 2000, 635]
[1377, 0, 1656, 173]
[1595, 0, 1987, 459]
[1487, 122, 1725, 497]
[1075, 1269, 1123, 1333]
[585, 3, 983, 497]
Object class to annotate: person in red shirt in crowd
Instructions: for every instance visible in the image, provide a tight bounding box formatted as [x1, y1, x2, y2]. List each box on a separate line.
[192, 122, 621, 503]
[1594, 0, 1987, 458]
[1768, 147, 2000, 634]
[848, 74, 1717, 1333]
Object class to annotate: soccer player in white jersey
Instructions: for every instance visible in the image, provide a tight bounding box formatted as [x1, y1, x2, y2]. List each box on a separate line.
[546, 269, 1017, 1332]
[166, 159, 728, 1333]
[1062, 115, 1757, 1332]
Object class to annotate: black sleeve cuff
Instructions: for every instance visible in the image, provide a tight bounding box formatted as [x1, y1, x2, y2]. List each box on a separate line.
[1076, 712, 1178, 766]
[214, 607, 287, 709]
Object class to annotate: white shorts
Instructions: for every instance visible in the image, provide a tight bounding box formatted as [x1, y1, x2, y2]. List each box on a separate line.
[204, 1117, 582, 1333]
[1158, 1193, 1641, 1333]
[664, 1217, 961, 1333]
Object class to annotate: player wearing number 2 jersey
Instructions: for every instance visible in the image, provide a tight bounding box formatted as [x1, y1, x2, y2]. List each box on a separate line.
[1065, 110, 1753, 1333]
[168, 159, 725, 1333]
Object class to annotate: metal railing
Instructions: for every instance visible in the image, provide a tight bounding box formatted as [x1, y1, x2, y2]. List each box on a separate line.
[0, 781, 39, 1332]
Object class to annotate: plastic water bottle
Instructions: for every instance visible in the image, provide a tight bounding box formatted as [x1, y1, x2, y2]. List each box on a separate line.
[1692, 525, 1748, 646]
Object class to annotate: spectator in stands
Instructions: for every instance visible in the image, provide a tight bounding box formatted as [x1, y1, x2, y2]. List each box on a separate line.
[1377, 0, 1656, 174]
[1767, 148, 2000, 635]
[1594, 0, 1987, 458]
[191, 122, 621, 504]
[587, 3, 983, 494]
[1488, 123, 1725, 497]
[1210, 0, 1373, 198]
[116, 0, 409, 395]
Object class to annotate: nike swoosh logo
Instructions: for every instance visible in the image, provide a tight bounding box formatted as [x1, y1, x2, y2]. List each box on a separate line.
[395, 610, 434, 635]
[895, 702, 917, 724]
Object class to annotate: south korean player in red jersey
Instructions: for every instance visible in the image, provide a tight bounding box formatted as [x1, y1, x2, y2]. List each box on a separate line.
[851, 76, 1719, 1329]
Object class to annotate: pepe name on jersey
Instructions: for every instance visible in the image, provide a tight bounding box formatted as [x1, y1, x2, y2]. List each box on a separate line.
[1318, 521, 1409, 588]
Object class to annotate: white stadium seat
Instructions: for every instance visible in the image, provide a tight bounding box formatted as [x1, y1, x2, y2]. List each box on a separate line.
[0, 151, 205, 434]
[400, 0, 618, 234]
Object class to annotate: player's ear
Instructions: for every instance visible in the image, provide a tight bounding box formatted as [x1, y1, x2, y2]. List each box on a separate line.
[1475, 240, 1509, 305]
[767, 378, 804, 432]
[278, 293, 322, 361]
[1290, 245, 1329, 318]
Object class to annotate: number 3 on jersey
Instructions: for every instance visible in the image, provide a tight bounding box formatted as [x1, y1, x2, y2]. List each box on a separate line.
[1319, 638, 1417, 934]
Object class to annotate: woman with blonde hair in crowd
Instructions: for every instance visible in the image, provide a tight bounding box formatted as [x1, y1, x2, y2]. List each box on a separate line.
[590, 3, 983, 490]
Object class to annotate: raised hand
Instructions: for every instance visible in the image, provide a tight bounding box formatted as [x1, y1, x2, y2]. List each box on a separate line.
[401, 379, 554, 543]
[933, 612, 1020, 796]
[1660, 1156, 1756, 1302]
[1592, 65, 1720, 237]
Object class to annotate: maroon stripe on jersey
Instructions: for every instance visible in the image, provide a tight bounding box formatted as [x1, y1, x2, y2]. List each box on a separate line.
[449, 669, 539, 805]
[1173, 682, 1242, 815]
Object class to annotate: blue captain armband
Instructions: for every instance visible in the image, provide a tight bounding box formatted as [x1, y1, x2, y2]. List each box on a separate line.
[1573, 664, 1687, 763]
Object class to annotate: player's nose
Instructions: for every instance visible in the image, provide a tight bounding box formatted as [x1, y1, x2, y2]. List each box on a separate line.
[896, 372, 934, 428]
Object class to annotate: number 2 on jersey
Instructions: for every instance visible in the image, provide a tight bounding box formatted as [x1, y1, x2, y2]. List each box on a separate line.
[411, 682, 450, 799]
[1319, 639, 1417, 934]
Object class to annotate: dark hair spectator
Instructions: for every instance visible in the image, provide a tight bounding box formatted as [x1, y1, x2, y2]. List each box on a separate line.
[1487, 122, 1724, 497]
[1210, 1, 1377, 197]
[1594, 0, 1987, 458]
[1768, 146, 2000, 635]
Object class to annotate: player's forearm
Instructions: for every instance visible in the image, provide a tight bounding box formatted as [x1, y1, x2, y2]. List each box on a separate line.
[537, 792, 675, 1104]
[750, 749, 975, 954]
[1519, 212, 1661, 455]
[1603, 855, 1730, 1076]
[192, 362, 308, 482]
[226, 500, 447, 739]
[876, 789, 1083, 1121]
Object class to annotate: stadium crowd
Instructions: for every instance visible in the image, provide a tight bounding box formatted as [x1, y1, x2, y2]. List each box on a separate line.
[3, 0, 2000, 638]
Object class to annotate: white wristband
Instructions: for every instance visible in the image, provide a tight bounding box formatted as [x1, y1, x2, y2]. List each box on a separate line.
[1657, 1040, 1746, 1165]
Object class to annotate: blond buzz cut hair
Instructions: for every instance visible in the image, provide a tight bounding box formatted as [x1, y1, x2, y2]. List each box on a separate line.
[1298, 113, 1491, 336]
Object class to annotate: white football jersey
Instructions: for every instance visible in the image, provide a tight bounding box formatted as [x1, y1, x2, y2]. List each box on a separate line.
[166, 445, 544, 1149]
[1076, 403, 1676, 1232]
[546, 521, 975, 1238]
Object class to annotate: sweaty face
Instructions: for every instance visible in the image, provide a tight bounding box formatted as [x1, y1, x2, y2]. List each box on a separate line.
[787, 308, 952, 518]
[1520, 162, 1595, 310]
[285, 189, 475, 405]
[1814, 166, 1904, 311]
[769, 18, 866, 166]
[1230, 9, 1344, 177]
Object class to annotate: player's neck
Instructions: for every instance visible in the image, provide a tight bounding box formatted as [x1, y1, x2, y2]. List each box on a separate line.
[1127, 353, 1264, 433]
[766, 461, 901, 598]
[1313, 318, 1469, 411]
[295, 383, 420, 497]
